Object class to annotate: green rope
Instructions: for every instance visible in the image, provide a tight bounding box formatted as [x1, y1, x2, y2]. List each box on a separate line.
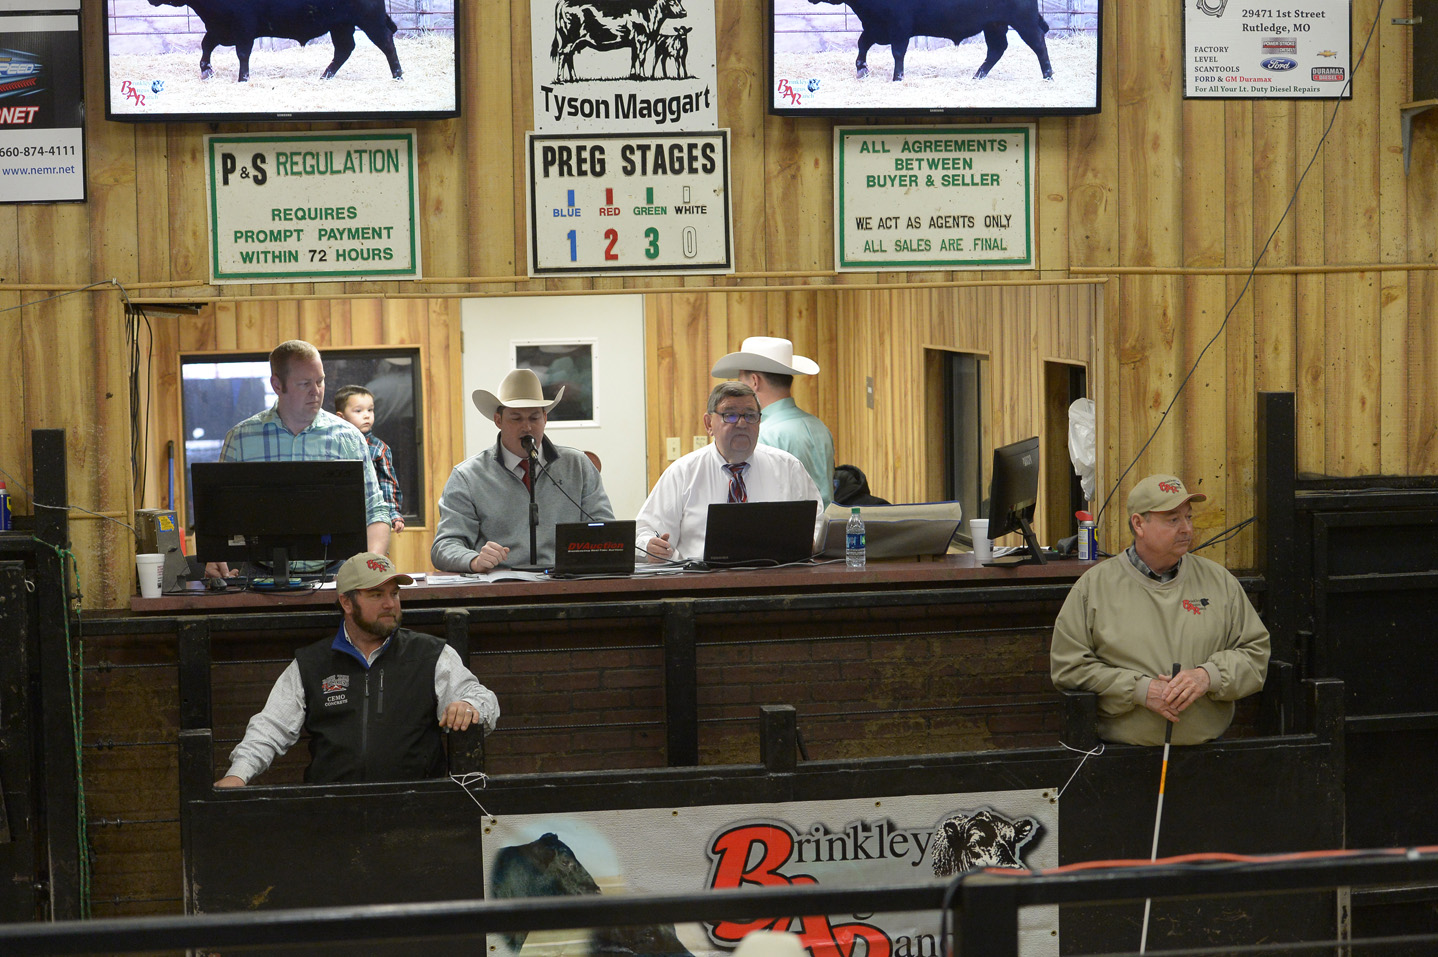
[30, 537, 90, 919]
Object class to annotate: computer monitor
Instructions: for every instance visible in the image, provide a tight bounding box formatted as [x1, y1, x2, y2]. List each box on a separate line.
[986, 436, 1047, 566]
[191, 461, 369, 582]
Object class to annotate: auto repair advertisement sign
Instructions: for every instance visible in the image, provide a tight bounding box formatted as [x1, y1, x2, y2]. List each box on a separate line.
[484, 789, 1059, 957]
[1185, 0, 1352, 99]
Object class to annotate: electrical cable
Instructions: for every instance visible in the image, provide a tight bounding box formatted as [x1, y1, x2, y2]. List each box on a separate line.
[1193, 516, 1255, 551]
[1091, 0, 1386, 536]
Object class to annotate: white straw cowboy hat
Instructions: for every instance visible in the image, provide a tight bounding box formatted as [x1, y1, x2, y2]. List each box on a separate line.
[471, 368, 565, 418]
[710, 336, 820, 378]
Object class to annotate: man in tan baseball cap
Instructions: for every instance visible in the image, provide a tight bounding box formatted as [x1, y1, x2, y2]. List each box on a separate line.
[215, 552, 499, 786]
[1050, 473, 1269, 746]
[432, 369, 613, 572]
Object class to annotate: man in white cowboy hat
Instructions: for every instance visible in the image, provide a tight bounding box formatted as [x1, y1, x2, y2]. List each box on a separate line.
[431, 368, 613, 572]
[216, 552, 498, 786]
[636, 381, 823, 563]
[711, 336, 836, 506]
[1050, 474, 1269, 746]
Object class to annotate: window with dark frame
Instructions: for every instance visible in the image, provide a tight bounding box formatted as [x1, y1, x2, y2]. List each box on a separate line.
[179, 348, 424, 531]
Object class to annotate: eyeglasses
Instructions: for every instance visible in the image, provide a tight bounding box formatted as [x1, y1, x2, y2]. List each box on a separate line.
[715, 411, 760, 425]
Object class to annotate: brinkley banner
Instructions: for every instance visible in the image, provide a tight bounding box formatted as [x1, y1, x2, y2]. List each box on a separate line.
[531, 0, 718, 133]
[483, 789, 1059, 957]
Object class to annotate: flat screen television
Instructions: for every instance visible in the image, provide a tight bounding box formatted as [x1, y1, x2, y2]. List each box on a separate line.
[769, 0, 1101, 117]
[102, 1, 460, 123]
[191, 460, 368, 583]
[985, 435, 1046, 566]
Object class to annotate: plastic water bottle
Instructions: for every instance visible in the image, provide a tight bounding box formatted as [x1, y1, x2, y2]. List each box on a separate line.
[846, 507, 866, 569]
[0, 481, 9, 531]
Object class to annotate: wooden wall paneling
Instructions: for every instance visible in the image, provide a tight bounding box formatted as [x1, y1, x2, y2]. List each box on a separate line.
[1252, 101, 1297, 397]
[86, 88, 146, 576]
[717, 0, 767, 272]
[1408, 90, 1438, 472]
[1377, 0, 1411, 475]
[416, 119, 465, 286]
[643, 294, 669, 490]
[1036, 116, 1069, 275]
[19, 196, 125, 602]
[1292, 95, 1330, 477]
[1221, 100, 1258, 569]
[843, 290, 880, 497]
[507, 0, 534, 279]
[0, 205, 24, 520]
[461, 1, 514, 280]
[763, 116, 832, 271]
[163, 124, 214, 295]
[1325, 5, 1383, 477]
[813, 290, 841, 435]
[1110, 275, 1173, 498]
[1067, 1, 1118, 271]
[1112, 3, 1184, 514]
[1179, 97, 1232, 561]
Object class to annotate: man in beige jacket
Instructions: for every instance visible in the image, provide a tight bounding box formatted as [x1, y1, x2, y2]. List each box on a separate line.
[1050, 474, 1270, 745]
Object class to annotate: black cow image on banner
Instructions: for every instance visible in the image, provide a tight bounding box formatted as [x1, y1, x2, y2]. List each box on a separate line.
[929, 808, 1039, 876]
[490, 832, 695, 957]
[550, 0, 688, 82]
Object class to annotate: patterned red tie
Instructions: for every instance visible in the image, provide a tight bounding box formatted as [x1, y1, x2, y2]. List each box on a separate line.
[519, 458, 532, 492]
[723, 463, 749, 503]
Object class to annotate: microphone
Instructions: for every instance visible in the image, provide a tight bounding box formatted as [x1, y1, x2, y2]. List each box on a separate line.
[520, 434, 536, 456]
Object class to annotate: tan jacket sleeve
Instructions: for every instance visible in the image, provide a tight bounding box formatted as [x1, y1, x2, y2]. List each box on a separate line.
[1203, 573, 1270, 701]
[1050, 576, 1149, 717]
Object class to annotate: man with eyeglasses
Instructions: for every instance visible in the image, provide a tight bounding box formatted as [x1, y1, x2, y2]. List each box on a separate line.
[635, 381, 823, 563]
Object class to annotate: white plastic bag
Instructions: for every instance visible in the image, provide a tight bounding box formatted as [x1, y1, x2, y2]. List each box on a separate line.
[1067, 397, 1096, 502]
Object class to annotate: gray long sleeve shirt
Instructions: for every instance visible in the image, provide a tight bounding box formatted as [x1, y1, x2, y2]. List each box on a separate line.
[430, 437, 614, 571]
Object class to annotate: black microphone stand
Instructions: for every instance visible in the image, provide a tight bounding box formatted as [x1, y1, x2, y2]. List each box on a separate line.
[514, 434, 544, 571]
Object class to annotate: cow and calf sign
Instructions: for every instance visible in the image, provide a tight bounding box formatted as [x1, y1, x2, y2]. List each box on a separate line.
[551, 0, 694, 82]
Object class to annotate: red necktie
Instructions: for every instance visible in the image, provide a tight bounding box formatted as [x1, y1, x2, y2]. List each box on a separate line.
[723, 463, 749, 503]
[519, 458, 532, 492]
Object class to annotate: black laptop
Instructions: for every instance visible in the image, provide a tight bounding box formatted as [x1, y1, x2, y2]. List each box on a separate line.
[551, 521, 637, 576]
[702, 500, 818, 567]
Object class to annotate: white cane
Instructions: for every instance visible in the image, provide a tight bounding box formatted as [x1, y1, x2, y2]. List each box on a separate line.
[1140, 663, 1181, 954]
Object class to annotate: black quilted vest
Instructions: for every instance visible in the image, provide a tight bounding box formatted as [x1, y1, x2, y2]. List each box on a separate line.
[294, 627, 446, 783]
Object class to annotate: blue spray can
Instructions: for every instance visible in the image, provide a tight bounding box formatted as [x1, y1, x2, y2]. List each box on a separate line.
[1076, 510, 1096, 561]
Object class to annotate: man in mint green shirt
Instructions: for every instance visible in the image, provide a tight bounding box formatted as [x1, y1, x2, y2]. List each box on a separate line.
[711, 336, 836, 506]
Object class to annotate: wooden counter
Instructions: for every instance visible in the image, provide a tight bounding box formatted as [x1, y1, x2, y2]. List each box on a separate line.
[127, 554, 1094, 613]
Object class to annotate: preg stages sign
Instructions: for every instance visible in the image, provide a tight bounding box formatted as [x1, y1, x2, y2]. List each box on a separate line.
[205, 131, 421, 284]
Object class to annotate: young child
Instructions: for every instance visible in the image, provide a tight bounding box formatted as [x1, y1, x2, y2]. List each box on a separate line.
[334, 385, 405, 533]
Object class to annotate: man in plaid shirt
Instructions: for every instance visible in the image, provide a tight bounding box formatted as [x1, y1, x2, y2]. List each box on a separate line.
[335, 384, 405, 533]
[205, 340, 390, 578]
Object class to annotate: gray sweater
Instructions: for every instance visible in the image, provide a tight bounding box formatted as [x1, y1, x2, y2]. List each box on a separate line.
[430, 437, 614, 571]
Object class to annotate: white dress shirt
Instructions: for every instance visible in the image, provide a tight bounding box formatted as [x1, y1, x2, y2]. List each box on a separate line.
[635, 443, 823, 562]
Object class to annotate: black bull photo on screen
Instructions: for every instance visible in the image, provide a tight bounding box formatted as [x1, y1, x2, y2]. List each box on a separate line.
[807, 0, 1056, 83]
[146, 0, 405, 82]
